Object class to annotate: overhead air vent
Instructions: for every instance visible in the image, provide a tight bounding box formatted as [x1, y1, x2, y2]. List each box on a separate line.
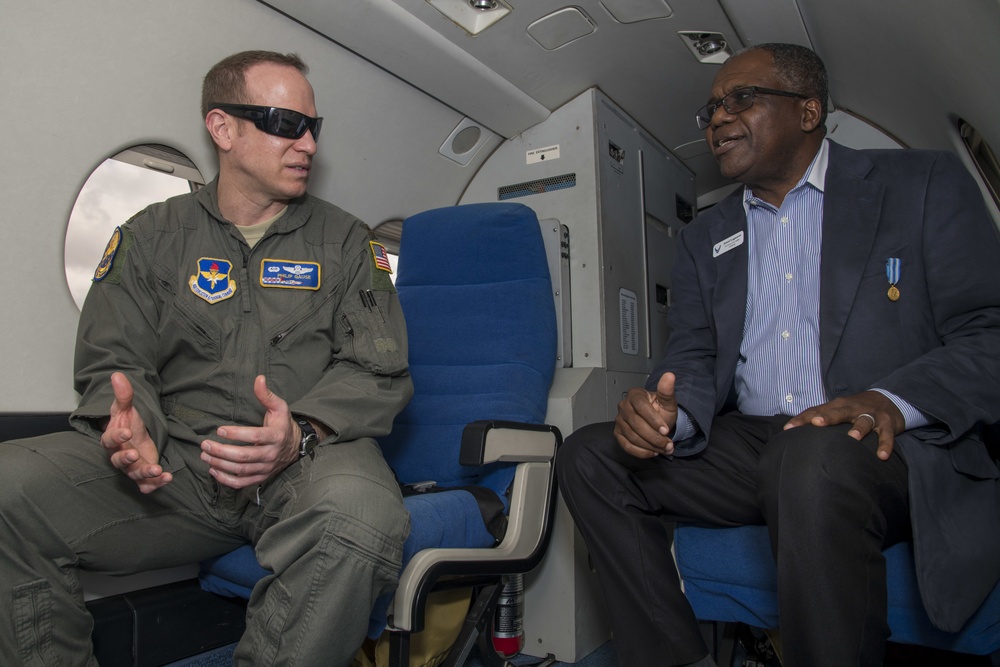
[677, 31, 733, 64]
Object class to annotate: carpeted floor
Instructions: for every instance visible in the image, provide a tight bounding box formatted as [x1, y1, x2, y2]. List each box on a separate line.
[164, 640, 620, 667]
[162, 636, 1000, 666]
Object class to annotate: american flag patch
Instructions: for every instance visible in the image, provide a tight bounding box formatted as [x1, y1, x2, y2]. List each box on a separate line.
[370, 241, 392, 273]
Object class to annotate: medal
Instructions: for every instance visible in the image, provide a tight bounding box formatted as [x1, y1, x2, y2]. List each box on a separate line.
[886, 258, 900, 302]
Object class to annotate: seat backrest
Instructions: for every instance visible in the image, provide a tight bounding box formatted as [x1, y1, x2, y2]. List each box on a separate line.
[378, 202, 557, 504]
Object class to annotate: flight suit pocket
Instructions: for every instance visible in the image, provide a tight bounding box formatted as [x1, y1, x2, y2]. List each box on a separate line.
[338, 299, 407, 376]
[13, 580, 59, 666]
[241, 576, 292, 666]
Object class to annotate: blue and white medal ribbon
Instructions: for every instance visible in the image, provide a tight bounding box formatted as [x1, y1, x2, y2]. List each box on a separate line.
[886, 257, 900, 302]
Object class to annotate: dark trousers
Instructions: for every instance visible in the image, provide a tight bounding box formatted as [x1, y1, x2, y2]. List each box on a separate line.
[557, 414, 911, 667]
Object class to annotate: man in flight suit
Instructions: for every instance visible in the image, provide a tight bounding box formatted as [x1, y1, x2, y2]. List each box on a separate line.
[558, 43, 1000, 666]
[0, 50, 412, 666]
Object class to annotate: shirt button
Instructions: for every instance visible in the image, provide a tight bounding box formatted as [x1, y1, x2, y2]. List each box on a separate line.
[785, 272, 793, 281]
[785, 393, 793, 403]
[781, 330, 790, 340]
[781, 216, 789, 225]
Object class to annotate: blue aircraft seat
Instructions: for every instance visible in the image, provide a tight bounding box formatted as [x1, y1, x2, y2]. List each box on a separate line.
[199, 202, 561, 664]
[674, 523, 1000, 656]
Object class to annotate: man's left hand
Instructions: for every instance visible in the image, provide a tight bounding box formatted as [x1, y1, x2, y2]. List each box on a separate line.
[784, 390, 906, 461]
[200, 375, 302, 489]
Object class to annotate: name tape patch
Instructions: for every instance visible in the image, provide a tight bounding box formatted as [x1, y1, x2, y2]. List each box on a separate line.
[260, 259, 321, 290]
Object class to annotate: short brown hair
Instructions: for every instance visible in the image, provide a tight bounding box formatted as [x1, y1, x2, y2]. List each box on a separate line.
[201, 50, 308, 118]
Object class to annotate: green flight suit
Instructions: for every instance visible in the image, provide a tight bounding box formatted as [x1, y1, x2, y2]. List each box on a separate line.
[0, 179, 413, 666]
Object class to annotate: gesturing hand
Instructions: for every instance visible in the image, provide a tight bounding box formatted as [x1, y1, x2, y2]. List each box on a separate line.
[200, 375, 301, 489]
[101, 372, 172, 493]
[614, 372, 679, 459]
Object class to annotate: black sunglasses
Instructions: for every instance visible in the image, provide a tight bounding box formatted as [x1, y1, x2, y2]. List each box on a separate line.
[695, 86, 810, 130]
[212, 103, 323, 141]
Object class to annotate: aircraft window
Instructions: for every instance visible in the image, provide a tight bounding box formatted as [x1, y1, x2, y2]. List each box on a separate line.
[959, 120, 1000, 210]
[65, 145, 204, 310]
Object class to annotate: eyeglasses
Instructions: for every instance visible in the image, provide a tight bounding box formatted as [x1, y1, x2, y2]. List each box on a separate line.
[695, 86, 810, 130]
[212, 103, 323, 141]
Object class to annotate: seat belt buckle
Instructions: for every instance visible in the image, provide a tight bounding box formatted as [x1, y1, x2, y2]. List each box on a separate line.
[405, 480, 437, 493]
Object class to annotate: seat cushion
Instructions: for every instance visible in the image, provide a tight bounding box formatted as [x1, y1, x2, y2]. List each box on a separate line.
[674, 524, 778, 629]
[199, 490, 497, 637]
[674, 524, 1000, 655]
[199, 544, 263, 600]
[378, 202, 557, 500]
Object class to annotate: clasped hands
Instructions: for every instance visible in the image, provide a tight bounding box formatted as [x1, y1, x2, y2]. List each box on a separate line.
[614, 372, 905, 461]
[101, 372, 305, 494]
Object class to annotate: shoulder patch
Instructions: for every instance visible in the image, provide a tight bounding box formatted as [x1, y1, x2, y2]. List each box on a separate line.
[368, 240, 395, 292]
[369, 241, 393, 274]
[93, 226, 135, 285]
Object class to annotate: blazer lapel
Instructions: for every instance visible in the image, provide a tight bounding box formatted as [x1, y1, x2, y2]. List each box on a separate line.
[819, 144, 885, 374]
[709, 194, 749, 380]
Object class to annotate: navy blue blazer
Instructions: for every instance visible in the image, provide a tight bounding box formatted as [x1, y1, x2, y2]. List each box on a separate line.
[648, 140, 1000, 631]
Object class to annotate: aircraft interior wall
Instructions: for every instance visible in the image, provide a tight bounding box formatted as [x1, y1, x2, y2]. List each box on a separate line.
[0, 0, 498, 411]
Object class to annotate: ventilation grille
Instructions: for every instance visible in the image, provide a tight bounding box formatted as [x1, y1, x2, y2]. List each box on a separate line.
[498, 173, 576, 200]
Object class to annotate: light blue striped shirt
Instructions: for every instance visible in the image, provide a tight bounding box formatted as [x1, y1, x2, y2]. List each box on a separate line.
[736, 138, 829, 416]
[672, 140, 926, 440]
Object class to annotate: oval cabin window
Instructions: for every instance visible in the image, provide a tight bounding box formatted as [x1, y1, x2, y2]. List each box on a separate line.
[959, 119, 1000, 213]
[65, 144, 205, 310]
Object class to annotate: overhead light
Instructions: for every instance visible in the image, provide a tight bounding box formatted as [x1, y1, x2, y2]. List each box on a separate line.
[427, 0, 511, 35]
[677, 31, 734, 64]
[695, 38, 726, 55]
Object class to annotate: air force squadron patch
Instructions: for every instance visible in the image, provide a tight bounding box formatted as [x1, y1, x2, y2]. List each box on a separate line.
[260, 259, 321, 290]
[189, 258, 237, 303]
[94, 227, 123, 282]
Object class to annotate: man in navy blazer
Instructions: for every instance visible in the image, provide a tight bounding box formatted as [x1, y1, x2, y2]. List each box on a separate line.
[559, 43, 1000, 667]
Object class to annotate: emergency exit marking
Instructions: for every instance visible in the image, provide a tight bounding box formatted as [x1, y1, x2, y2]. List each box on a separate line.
[527, 145, 560, 164]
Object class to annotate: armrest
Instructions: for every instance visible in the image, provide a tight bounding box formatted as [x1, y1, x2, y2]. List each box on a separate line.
[390, 423, 562, 633]
[459, 420, 559, 466]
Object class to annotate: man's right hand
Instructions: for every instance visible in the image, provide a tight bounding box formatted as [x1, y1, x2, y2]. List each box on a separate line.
[614, 372, 678, 459]
[101, 372, 172, 494]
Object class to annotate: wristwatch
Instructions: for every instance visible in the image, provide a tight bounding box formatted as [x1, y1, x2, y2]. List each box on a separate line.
[296, 417, 320, 458]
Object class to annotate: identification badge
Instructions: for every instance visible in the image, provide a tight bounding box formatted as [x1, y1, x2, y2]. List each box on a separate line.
[260, 259, 321, 290]
[189, 257, 237, 303]
[713, 231, 744, 258]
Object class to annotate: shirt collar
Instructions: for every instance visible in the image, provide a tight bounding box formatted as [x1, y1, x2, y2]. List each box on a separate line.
[743, 138, 829, 208]
[807, 137, 830, 192]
